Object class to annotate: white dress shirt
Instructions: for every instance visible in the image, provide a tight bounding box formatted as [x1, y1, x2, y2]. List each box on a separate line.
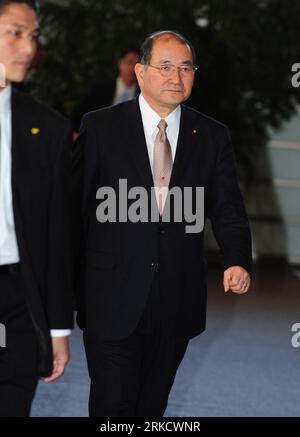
[138, 93, 181, 171]
[0, 85, 19, 265]
[0, 85, 70, 337]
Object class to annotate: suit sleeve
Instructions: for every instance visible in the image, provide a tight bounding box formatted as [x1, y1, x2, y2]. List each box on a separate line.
[208, 126, 253, 276]
[70, 114, 99, 322]
[45, 121, 74, 329]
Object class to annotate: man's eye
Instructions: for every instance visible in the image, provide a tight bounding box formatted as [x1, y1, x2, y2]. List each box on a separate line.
[29, 34, 39, 42]
[9, 30, 21, 37]
[181, 67, 191, 73]
[161, 65, 172, 72]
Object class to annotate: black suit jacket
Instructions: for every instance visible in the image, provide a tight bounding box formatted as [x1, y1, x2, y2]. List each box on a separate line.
[74, 98, 252, 341]
[11, 88, 74, 376]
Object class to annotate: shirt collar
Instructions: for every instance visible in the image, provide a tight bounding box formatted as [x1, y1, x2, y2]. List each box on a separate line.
[0, 84, 12, 113]
[138, 93, 181, 139]
[116, 76, 136, 94]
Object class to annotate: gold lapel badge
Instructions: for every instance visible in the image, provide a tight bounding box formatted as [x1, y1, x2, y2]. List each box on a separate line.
[31, 128, 40, 135]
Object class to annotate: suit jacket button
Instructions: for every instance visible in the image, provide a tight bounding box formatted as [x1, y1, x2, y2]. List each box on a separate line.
[151, 262, 159, 272]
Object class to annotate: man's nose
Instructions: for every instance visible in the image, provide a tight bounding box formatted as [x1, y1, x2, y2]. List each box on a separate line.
[19, 36, 36, 58]
[169, 68, 182, 84]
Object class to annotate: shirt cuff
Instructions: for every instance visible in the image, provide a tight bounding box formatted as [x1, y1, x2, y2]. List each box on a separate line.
[50, 329, 72, 337]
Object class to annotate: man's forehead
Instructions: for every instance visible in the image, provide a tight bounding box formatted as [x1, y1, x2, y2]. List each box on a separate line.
[153, 38, 192, 52]
[152, 39, 193, 60]
[122, 52, 139, 61]
[0, 4, 37, 26]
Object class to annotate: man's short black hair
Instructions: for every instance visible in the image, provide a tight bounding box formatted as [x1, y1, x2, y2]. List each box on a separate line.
[140, 30, 196, 66]
[0, 0, 38, 14]
[118, 45, 140, 60]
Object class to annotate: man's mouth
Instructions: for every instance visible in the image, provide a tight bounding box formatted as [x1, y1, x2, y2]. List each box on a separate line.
[165, 89, 183, 93]
[13, 61, 31, 68]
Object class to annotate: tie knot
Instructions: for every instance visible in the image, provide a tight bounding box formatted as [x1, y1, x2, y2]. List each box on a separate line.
[157, 119, 168, 132]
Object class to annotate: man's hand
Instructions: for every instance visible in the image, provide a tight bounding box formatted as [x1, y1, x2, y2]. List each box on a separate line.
[42, 336, 70, 383]
[223, 266, 251, 294]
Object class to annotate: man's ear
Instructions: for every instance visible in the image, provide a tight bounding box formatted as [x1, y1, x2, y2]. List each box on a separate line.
[134, 63, 145, 88]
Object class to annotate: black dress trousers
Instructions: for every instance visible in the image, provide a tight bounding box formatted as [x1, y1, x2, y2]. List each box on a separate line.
[0, 270, 38, 417]
[84, 275, 189, 417]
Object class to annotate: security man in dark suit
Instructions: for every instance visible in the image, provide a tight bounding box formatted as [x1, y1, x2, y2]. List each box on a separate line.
[0, 0, 73, 416]
[71, 46, 140, 134]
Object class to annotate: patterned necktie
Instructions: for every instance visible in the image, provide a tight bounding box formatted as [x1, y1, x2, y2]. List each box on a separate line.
[153, 119, 173, 214]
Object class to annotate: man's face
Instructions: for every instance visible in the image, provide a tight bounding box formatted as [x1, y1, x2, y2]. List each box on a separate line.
[135, 37, 195, 115]
[118, 51, 139, 86]
[0, 3, 38, 85]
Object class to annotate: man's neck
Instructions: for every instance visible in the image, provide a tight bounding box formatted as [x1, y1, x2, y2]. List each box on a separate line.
[141, 93, 178, 118]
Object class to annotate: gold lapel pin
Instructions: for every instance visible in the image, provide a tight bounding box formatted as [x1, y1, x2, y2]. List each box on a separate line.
[31, 128, 40, 135]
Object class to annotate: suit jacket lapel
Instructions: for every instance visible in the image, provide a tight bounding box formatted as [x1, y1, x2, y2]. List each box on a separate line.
[123, 98, 154, 191]
[11, 89, 46, 256]
[11, 88, 30, 255]
[169, 104, 200, 189]
[11, 88, 47, 173]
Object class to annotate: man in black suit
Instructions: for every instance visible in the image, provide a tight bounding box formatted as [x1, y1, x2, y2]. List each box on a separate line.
[74, 30, 252, 417]
[0, 0, 73, 416]
[71, 46, 140, 133]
